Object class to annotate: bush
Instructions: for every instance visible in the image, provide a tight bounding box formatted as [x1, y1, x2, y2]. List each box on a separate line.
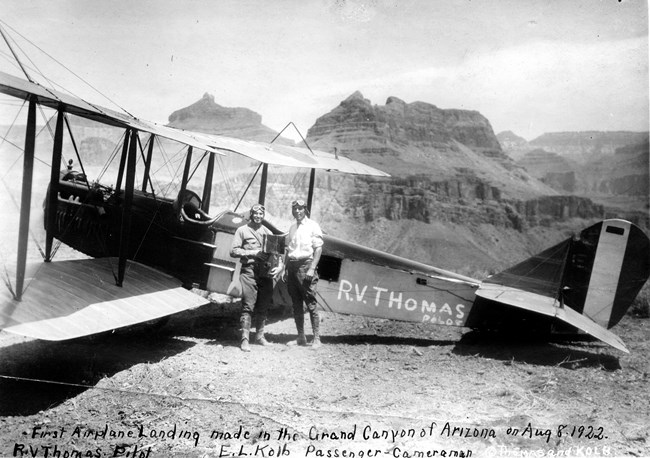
[629, 284, 650, 318]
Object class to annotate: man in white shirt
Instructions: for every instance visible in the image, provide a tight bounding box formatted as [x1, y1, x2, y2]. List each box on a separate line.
[284, 199, 324, 348]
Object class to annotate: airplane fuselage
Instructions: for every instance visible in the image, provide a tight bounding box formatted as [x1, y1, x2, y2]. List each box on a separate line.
[46, 175, 485, 328]
[45, 172, 650, 351]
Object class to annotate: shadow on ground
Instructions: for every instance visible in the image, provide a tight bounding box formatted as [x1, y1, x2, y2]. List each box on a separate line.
[263, 332, 459, 347]
[0, 333, 195, 417]
[453, 330, 621, 370]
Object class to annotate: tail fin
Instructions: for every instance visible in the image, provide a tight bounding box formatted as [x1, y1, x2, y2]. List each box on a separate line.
[485, 219, 650, 329]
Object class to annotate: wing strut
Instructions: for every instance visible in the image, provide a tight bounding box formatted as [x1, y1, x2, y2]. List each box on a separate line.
[45, 104, 65, 261]
[15, 96, 36, 300]
[141, 133, 155, 193]
[176, 146, 193, 219]
[202, 152, 215, 213]
[117, 129, 138, 286]
[307, 168, 316, 214]
[115, 128, 130, 194]
[258, 163, 268, 205]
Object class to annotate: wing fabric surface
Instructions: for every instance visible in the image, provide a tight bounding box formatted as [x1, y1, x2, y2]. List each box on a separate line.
[0, 71, 228, 156]
[194, 132, 390, 176]
[0, 258, 208, 340]
[0, 71, 389, 177]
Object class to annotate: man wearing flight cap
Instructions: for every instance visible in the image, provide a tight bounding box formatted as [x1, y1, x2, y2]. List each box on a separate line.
[230, 204, 282, 351]
[283, 199, 324, 348]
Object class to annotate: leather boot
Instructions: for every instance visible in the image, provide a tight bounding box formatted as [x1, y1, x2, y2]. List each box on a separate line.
[288, 311, 307, 346]
[240, 313, 251, 352]
[310, 310, 322, 349]
[254, 316, 271, 346]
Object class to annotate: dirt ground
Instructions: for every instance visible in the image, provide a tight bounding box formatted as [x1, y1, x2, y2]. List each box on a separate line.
[1, 294, 649, 458]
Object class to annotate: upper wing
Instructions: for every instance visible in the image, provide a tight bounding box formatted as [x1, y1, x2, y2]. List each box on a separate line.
[0, 71, 229, 156]
[189, 132, 390, 176]
[0, 258, 208, 340]
[0, 71, 389, 177]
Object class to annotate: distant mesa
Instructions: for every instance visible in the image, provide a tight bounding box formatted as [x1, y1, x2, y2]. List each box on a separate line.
[498, 130, 648, 160]
[496, 130, 528, 150]
[308, 90, 501, 154]
[530, 131, 648, 151]
[304, 91, 550, 200]
[516, 148, 578, 193]
[498, 130, 649, 200]
[10, 88, 645, 251]
[528, 131, 647, 163]
[167, 93, 293, 145]
[579, 138, 649, 197]
[168, 93, 261, 128]
[518, 148, 575, 172]
[343, 90, 370, 103]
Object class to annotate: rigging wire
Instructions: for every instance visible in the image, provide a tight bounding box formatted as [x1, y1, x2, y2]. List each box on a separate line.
[145, 135, 167, 198]
[271, 121, 314, 154]
[0, 48, 26, 73]
[233, 164, 262, 212]
[163, 147, 187, 198]
[0, 102, 74, 274]
[214, 154, 239, 209]
[47, 112, 100, 260]
[188, 151, 209, 183]
[16, 109, 126, 289]
[97, 130, 127, 184]
[1, 264, 16, 300]
[152, 143, 186, 198]
[0, 20, 137, 119]
[64, 114, 91, 191]
[126, 134, 182, 272]
[0, 23, 34, 82]
[136, 134, 157, 194]
[0, 372, 434, 424]
[0, 98, 28, 160]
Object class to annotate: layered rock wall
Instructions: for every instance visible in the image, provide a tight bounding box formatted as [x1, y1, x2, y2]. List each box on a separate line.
[308, 92, 502, 153]
[530, 131, 648, 161]
[304, 92, 630, 232]
[346, 177, 612, 231]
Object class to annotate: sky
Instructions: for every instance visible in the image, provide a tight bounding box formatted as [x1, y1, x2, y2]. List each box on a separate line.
[0, 0, 648, 141]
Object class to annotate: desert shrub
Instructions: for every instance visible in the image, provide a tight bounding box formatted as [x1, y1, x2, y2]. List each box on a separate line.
[457, 267, 497, 280]
[629, 283, 650, 318]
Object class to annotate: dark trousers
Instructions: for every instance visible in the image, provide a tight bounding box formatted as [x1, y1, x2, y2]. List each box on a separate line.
[239, 263, 273, 317]
[286, 259, 318, 314]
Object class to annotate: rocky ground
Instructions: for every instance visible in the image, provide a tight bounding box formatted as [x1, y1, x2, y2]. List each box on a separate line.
[1, 294, 649, 458]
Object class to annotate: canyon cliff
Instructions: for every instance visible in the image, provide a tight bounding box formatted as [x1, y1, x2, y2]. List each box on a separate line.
[498, 130, 649, 225]
[4, 92, 645, 271]
[152, 91, 647, 270]
[304, 93, 625, 237]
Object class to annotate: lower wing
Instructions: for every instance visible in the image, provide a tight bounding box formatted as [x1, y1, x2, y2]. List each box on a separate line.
[0, 258, 209, 340]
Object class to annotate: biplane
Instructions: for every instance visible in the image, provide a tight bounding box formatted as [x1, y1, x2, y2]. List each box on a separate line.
[0, 25, 648, 353]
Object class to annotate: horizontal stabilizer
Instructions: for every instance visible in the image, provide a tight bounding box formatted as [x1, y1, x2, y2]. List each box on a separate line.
[0, 258, 209, 341]
[476, 283, 628, 353]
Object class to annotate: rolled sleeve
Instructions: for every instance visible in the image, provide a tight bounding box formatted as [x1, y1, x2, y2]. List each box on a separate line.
[311, 229, 324, 249]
